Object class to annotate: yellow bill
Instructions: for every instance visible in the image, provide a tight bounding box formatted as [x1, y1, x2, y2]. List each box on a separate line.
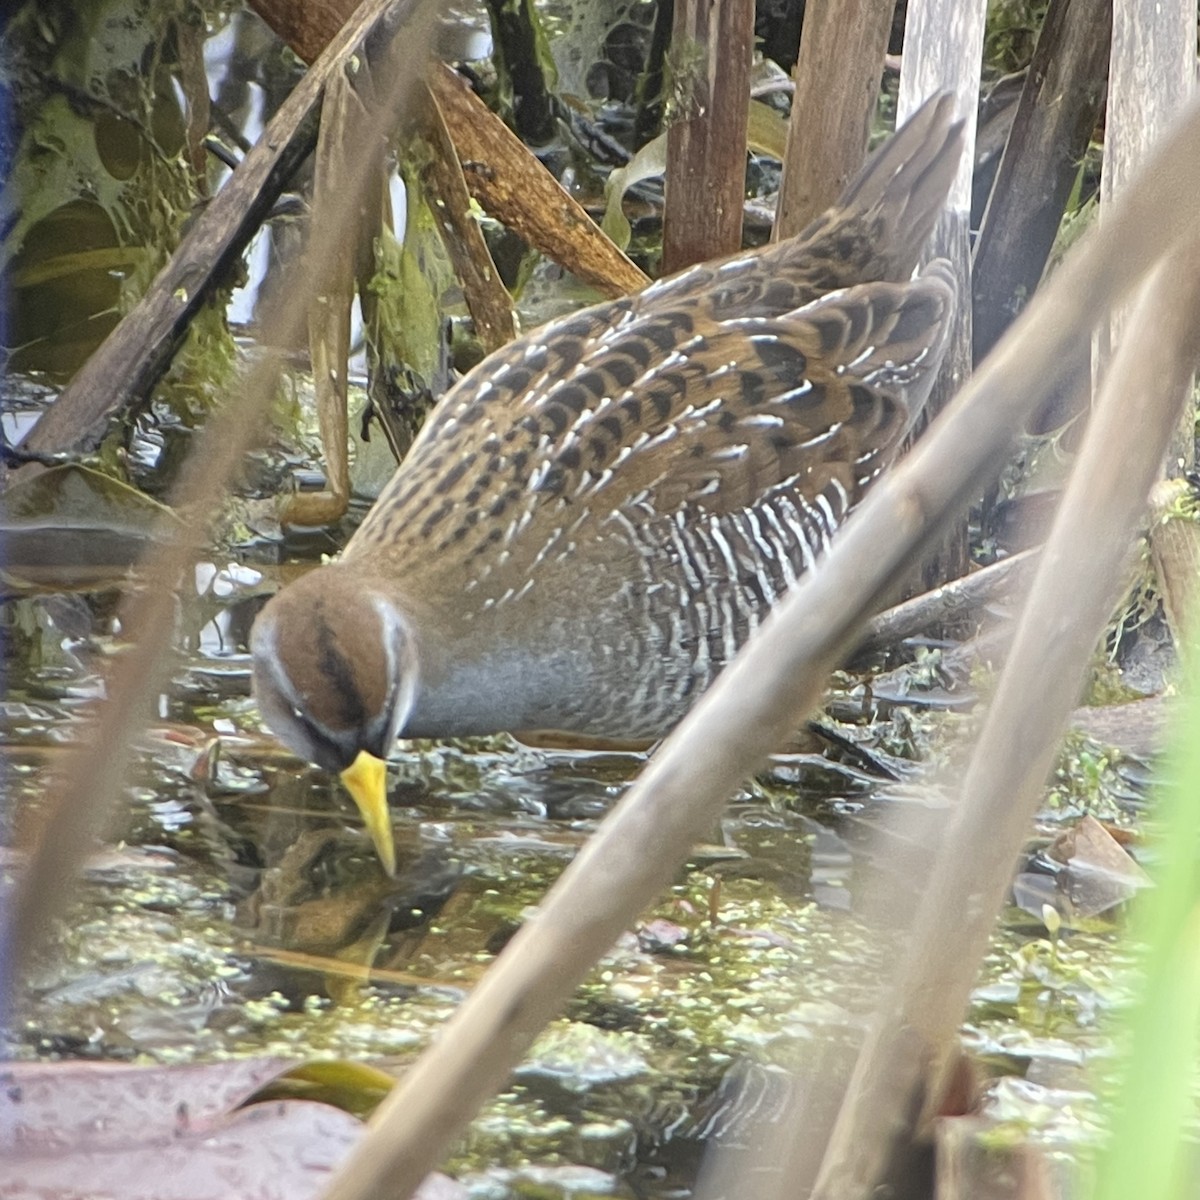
[340, 750, 395, 875]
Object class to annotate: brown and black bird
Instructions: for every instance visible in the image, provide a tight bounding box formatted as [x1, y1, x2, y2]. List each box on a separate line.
[251, 93, 964, 871]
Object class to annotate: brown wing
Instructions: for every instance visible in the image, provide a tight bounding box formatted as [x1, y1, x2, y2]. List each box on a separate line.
[619, 264, 956, 521]
[595, 264, 956, 634]
[345, 264, 953, 572]
[345, 94, 962, 571]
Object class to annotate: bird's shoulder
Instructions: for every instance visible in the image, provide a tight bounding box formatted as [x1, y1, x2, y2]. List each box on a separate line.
[345, 258, 953, 562]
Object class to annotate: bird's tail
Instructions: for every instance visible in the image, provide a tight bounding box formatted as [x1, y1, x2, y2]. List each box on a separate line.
[786, 92, 965, 289]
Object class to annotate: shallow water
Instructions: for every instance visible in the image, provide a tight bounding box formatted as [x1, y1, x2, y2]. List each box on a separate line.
[0, 531, 1148, 1195]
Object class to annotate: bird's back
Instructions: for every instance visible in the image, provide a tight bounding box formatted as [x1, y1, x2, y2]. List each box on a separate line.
[343, 94, 964, 738]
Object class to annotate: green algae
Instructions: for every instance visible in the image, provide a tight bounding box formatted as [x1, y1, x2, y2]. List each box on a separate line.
[1, 0, 232, 388]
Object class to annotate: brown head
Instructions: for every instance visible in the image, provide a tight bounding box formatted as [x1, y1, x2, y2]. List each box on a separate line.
[250, 564, 417, 872]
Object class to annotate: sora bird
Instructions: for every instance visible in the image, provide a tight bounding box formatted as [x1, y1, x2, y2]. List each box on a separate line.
[251, 93, 964, 872]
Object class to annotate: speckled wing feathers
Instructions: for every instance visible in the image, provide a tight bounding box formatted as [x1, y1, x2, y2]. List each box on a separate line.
[347, 259, 955, 571]
[344, 93, 964, 592]
[633, 260, 957, 515]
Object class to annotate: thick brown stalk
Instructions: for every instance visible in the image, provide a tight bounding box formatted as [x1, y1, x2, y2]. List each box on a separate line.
[774, 0, 896, 240]
[661, 0, 754, 270]
[256, 0, 649, 300]
[972, 0, 1112, 372]
[246, 0, 345, 64]
[856, 547, 1039, 655]
[421, 83, 516, 354]
[428, 65, 649, 299]
[481, 0, 557, 146]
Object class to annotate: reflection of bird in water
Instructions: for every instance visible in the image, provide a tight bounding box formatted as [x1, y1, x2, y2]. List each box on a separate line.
[237, 826, 462, 997]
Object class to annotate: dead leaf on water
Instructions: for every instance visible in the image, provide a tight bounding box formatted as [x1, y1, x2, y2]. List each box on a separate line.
[1, 463, 181, 591]
[0, 1057, 464, 1200]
